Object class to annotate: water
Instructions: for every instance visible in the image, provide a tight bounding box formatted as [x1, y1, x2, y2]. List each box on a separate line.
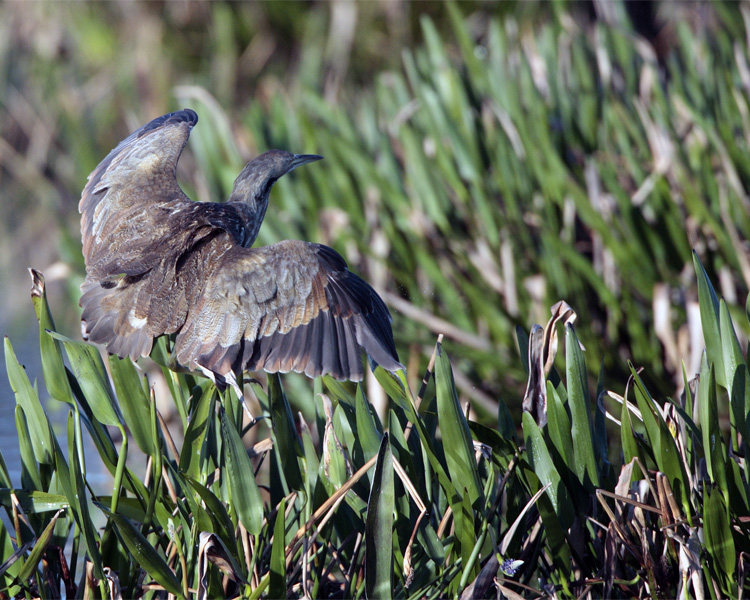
[1, 316, 116, 492]
[1, 329, 41, 486]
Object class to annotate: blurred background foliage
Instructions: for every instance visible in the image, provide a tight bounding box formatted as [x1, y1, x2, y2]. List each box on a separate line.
[1, 0, 749, 417]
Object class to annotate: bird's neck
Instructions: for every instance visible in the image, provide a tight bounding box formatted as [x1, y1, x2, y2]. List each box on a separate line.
[229, 194, 269, 247]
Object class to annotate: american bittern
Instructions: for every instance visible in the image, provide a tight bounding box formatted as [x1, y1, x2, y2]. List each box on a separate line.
[79, 109, 401, 381]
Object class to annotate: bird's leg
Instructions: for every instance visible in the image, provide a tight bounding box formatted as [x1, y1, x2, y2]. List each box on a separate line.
[196, 363, 256, 425]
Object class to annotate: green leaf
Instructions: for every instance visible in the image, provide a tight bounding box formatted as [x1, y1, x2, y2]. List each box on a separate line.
[180, 383, 216, 479]
[183, 475, 237, 551]
[29, 269, 74, 404]
[372, 367, 413, 415]
[109, 355, 154, 454]
[321, 404, 350, 489]
[219, 407, 263, 535]
[374, 368, 455, 505]
[16, 406, 43, 492]
[522, 412, 573, 530]
[67, 412, 104, 581]
[630, 367, 690, 517]
[719, 300, 747, 443]
[354, 384, 383, 464]
[17, 509, 64, 583]
[699, 357, 728, 499]
[496, 396, 516, 443]
[719, 299, 745, 384]
[298, 416, 320, 504]
[4, 337, 53, 465]
[107, 511, 184, 598]
[435, 342, 481, 504]
[565, 324, 599, 489]
[0, 519, 24, 583]
[48, 331, 122, 427]
[545, 382, 575, 470]
[620, 392, 641, 468]
[269, 497, 287, 600]
[703, 489, 736, 594]
[0, 490, 69, 513]
[453, 485, 478, 584]
[268, 373, 303, 492]
[693, 252, 726, 388]
[365, 433, 394, 600]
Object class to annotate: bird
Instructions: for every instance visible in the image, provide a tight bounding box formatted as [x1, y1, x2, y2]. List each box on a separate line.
[79, 108, 402, 382]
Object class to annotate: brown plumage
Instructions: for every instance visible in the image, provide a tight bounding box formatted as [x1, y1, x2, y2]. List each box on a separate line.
[79, 108, 401, 381]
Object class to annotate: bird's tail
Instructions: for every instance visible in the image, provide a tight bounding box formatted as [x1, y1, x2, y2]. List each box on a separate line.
[80, 277, 155, 361]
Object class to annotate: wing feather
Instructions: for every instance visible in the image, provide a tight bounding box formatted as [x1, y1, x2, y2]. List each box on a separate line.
[174, 240, 401, 380]
[80, 109, 198, 277]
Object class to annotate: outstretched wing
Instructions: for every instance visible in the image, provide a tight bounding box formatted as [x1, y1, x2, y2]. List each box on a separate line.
[80, 109, 198, 278]
[174, 240, 402, 381]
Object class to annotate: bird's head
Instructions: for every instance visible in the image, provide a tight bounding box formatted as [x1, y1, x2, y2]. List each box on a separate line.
[229, 150, 323, 205]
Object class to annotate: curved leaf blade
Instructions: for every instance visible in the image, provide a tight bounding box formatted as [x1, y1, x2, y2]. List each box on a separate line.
[435, 342, 481, 504]
[107, 511, 184, 598]
[366, 433, 394, 600]
[219, 408, 263, 535]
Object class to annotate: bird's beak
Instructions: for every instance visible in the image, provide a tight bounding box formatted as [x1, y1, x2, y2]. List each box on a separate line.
[290, 154, 323, 170]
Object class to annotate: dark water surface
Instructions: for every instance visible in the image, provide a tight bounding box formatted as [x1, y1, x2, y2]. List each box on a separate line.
[1, 317, 116, 492]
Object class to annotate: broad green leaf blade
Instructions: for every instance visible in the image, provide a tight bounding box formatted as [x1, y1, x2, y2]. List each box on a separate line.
[435, 342, 481, 504]
[497, 396, 516, 442]
[522, 412, 573, 530]
[366, 433, 394, 600]
[48, 331, 122, 427]
[219, 408, 263, 535]
[321, 404, 351, 489]
[16, 406, 43, 492]
[4, 337, 53, 464]
[180, 384, 216, 479]
[699, 357, 728, 499]
[703, 489, 736, 595]
[631, 367, 691, 516]
[0, 520, 24, 583]
[107, 511, 184, 598]
[67, 412, 104, 581]
[183, 475, 237, 552]
[29, 269, 74, 404]
[268, 374, 303, 492]
[18, 509, 64, 583]
[719, 300, 747, 444]
[109, 355, 154, 454]
[269, 497, 287, 600]
[719, 299, 745, 384]
[453, 485, 478, 585]
[299, 416, 320, 504]
[545, 382, 575, 470]
[322, 376, 357, 409]
[0, 448, 10, 490]
[374, 367, 455, 503]
[372, 367, 413, 416]
[693, 252, 725, 388]
[0, 490, 69, 513]
[354, 385, 383, 464]
[565, 324, 599, 489]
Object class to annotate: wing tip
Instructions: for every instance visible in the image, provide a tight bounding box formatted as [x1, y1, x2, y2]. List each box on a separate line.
[137, 108, 198, 139]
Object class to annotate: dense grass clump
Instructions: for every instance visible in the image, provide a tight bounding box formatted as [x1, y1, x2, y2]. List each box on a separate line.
[1, 253, 747, 598]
